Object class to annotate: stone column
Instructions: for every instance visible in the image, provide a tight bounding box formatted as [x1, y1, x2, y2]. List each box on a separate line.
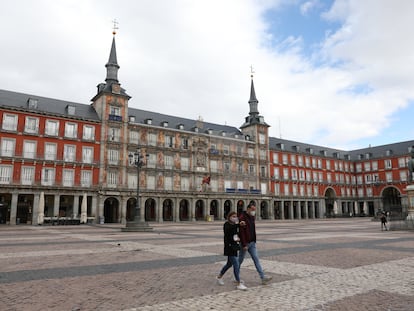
[406, 185, 414, 222]
[53, 195, 60, 217]
[10, 192, 18, 225]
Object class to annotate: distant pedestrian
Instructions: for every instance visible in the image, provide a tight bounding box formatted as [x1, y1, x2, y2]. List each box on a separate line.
[216, 211, 247, 290]
[239, 202, 272, 285]
[380, 211, 388, 231]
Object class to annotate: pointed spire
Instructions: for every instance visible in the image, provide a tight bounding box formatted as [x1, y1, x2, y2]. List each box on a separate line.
[248, 75, 259, 116]
[105, 35, 120, 84]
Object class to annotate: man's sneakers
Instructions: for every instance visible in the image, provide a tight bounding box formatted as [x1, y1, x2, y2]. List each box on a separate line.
[216, 276, 225, 285]
[261, 276, 273, 285]
[236, 283, 248, 290]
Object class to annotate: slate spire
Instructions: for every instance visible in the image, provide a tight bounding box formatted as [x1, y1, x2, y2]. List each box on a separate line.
[105, 35, 120, 84]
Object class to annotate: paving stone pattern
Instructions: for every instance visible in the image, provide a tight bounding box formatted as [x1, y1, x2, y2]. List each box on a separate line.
[0, 218, 413, 311]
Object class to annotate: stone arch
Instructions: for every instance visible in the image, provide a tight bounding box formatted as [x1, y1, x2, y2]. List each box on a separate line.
[163, 199, 173, 221]
[145, 198, 156, 221]
[195, 200, 204, 220]
[179, 199, 190, 221]
[224, 200, 232, 219]
[324, 188, 336, 218]
[104, 197, 119, 223]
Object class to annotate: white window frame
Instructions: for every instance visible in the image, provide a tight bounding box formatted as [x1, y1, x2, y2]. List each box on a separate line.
[62, 169, 74, 187]
[82, 125, 95, 140]
[64, 122, 77, 138]
[24, 116, 39, 134]
[2, 114, 18, 131]
[1, 138, 15, 157]
[41, 168, 55, 186]
[23, 141, 36, 159]
[0, 165, 12, 184]
[21, 166, 34, 185]
[45, 143, 57, 161]
[45, 120, 59, 136]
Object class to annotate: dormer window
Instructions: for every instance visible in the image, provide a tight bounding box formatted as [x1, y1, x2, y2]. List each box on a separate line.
[177, 124, 184, 130]
[129, 116, 136, 122]
[207, 129, 213, 135]
[27, 98, 38, 109]
[66, 105, 76, 115]
[221, 131, 226, 137]
[145, 119, 152, 125]
[162, 121, 168, 127]
[194, 127, 199, 133]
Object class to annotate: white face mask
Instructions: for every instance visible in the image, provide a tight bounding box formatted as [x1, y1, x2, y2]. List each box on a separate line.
[249, 211, 256, 217]
[230, 217, 239, 224]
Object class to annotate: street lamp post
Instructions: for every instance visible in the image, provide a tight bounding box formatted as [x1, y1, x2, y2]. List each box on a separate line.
[122, 149, 153, 232]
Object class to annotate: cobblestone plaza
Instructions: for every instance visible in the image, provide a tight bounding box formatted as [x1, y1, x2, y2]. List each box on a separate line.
[0, 219, 413, 310]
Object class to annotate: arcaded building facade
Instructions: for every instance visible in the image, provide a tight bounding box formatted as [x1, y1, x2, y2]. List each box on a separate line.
[0, 34, 413, 225]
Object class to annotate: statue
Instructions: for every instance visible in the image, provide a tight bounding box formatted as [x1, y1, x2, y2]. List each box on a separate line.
[408, 149, 414, 183]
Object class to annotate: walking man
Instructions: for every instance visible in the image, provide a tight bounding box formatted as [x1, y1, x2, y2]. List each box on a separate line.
[239, 202, 272, 285]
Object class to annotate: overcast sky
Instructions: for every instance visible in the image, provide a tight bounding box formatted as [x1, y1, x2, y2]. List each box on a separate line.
[2, 0, 414, 150]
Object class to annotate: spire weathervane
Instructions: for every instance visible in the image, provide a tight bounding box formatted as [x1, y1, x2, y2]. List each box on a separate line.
[112, 19, 119, 35]
[250, 65, 255, 79]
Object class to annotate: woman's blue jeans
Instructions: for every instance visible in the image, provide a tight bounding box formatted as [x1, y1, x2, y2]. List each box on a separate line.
[220, 255, 240, 282]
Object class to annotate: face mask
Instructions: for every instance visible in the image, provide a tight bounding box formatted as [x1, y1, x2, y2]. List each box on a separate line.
[249, 211, 256, 217]
[231, 217, 239, 224]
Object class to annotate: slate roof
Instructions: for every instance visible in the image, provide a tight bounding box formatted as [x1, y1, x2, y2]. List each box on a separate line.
[270, 137, 414, 160]
[128, 106, 246, 139]
[0, 89, 100, 122]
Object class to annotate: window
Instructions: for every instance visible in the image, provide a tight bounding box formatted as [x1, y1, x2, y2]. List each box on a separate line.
[1, 138, 15, 157]
[210, 160, 218, 173]
[24, 116, 39, 134]
[372, 161, 378, 170]
[64, 145, 76, 162]
[164, 176, 173, 191]
[259, 149, 266, 160]
[45, 120, 59, 136]
[298, 156, 303, 166]
[83, 125, 95, 140]
[290, 155, 296, 165]
[273, 152, 279, 164]
[146, 154, 156, 168]
[292, 185, 297, 196]
[386, 172, 393, 182]
[283, 184, 289, 195]
[399, 170, 407, 182]
[81, 170, 92, 187]
[223, 145, 229, 155]
[274, 183, 280, 195]
[307, 185, 312, 197]
[62, 169, 74, 187]
[41, 168, 55, 186]
[82, 147, 93, 164]
[314, 186, 319, 196]
[291, 169, 297, 181]
[237, 146, 243, 156]
[364, 162, 371, 171]
[248, 148, 254, 159]
[109, 128, 120, 142]
[283, 168, 289, 180]
[326, 160, 331, 170]
[0, 166, 12, 184]
[165, 155, 173, 169]
[23, 141, 36, 159]
[21, 166, 34, 185]
[181, 177, 190, 191]
[312, 158, 317, 168]
[273, 167, 279, 180]
[238, 163, 243, 173]
[110, 106, 121, 116]
[317, 159, 322, 169]
[181, 157, 189, 171]
[149, 133, 157, 146]
[305, 157, 310, 167]
[107, 172, 118, 187]
[108, 149, 119, 165]
[398, 157, 406, 168]
[259, 133, 265, 144]
[64, 122, 77, 138]
[327, 173, 332, 183]
[355, 163, 362, 172]
[2, 114, 18, 131]
[282, 154, 288, 164]
[260, 166, 266, 177]
[249, 164, 255, 174]
[129, 131, 139, 144]
[44, 143, 57, 160]
[384, 159, 392, 169]
[313, 171, 318, 182]
[224, 162, 231, 173]
[165, 135, 174, 148]
[182, 137, 189, 149]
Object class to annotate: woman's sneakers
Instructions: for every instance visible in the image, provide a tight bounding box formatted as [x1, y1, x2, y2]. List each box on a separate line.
[216, 276, 224, 286]
[236, 283, 248, 290]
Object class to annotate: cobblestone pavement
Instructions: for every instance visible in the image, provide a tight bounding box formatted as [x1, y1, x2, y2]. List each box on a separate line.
[0, 218, 413, 311]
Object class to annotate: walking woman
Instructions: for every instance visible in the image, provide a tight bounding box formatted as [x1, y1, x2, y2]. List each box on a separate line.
[216, 211, 247, 290]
